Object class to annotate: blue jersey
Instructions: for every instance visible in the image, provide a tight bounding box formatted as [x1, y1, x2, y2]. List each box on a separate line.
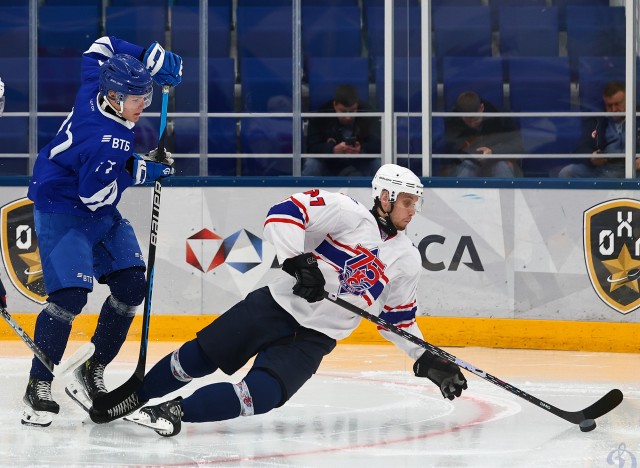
[28, 36, 146, 216]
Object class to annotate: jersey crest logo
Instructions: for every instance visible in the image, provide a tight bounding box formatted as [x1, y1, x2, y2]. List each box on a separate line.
[338, 245, 385, 297]
[0, 198, 47, 304]
[584, 198, 640, 315]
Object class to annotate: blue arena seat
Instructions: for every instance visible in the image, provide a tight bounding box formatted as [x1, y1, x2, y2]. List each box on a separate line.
[365, 5, 421, 59]
[0, 7, 29, 57]
[433, 7, 492, 58]
[105, 7, 166, 52]
[302, 6, 361, 58]
[174, 57, 235, 113]
[171, 118, 237, 176]
[490, 0, 546, 30]
[0, 58, 29, 112]
[240, 118, 293, 176]
[508, 56, 573, 177]
[37, 116, 66, 151]
[566, 6, 625, 78]
[577, 56, 625, 112]
[0, 156, 29, 176]
[306, 57, 369, 112]
[241, 58, 292, 113]
[554, 0, 610, 30]
[442, 57, 504, 110]
[0, 118, 28, 155]
[499, 6, 559, 57]
[38, 6, 99, 57]
[374, 57, 438, 112]
[509, 57, 571, 112]
[171, 6, 231, 58]
[38, 58, 81, 112]
[236, 5, 292, 59]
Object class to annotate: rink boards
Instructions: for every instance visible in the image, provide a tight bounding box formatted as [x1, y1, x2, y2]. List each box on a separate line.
[1, 182, 639, 352]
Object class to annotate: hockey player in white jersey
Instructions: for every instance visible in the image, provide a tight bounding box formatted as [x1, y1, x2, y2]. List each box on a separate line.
[98, 164, 467, 436]
[20, 36, 182, 427]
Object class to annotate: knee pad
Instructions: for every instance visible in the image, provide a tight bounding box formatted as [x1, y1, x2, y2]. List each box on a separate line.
[46, 287, 89, 323]
[106, 267, 146, 306]
[236, 369, 283, 416]
[171, 339, 217, 381]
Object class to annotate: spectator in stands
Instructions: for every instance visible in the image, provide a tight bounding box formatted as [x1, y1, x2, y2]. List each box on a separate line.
[558, 81, 640, 178]
[303, 84, 381, 177]
[443, 91, 523, 177]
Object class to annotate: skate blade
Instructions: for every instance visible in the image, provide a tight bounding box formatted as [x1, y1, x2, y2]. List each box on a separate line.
[124, 413, 173, 433]
[65, 382, 91, 414]
[21, 407, 53, 427]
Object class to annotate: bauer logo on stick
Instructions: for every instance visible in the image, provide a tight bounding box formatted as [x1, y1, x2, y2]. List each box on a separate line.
[584, 198, 640, 315]
[0, 198, 47, 304]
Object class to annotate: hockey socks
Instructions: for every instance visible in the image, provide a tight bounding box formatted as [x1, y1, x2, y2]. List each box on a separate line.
[30, 307, 73, 381]
[138, 339, 216, 401]
[91, 295, 135, 365]
[181, 370, 282, 423]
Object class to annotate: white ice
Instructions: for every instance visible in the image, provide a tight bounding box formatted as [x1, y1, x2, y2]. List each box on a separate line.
[0, 341, 638, 467]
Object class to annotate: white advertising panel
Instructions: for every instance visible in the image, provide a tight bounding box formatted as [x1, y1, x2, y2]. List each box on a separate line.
[1, 185, 638, 324]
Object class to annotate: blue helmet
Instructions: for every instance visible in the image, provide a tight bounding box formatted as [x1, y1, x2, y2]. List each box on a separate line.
[99, 54, 153, 108]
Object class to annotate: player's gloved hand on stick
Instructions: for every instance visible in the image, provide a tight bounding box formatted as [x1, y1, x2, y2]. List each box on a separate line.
[143, 41, 183, 87]
[127, 151, 175, 185]
[282, 253, 325, 303]
[414, 350, 468, 400]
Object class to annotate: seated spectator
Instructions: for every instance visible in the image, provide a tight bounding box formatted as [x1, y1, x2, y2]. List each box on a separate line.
[303, 84, 381, 177]
[559, 81, 640, 178]
[443, 91, 523, 177]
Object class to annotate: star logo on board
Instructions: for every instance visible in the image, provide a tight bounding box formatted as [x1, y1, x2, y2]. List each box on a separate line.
[186, 228, 263, 273]
[584, 198, 640, 315]
[0, 198, 47, 304]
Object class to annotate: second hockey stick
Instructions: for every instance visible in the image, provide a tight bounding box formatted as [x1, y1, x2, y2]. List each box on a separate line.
[92, 85, 171, 413]
[0, 306, 95, 378]
[324, 291, 623, 430]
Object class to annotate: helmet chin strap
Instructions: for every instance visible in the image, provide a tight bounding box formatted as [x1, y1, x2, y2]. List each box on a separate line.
[370, 198, 397, 237]
[100, 95, 125, 120]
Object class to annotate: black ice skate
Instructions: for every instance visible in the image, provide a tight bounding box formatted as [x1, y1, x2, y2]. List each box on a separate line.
[124, 399, 183, 437]
[22, 377, 60, 427]
[65, 358, 107, 413]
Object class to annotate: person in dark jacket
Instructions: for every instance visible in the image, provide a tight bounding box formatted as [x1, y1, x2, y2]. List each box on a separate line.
[559, 81, 640, 178]
[303, 84, 381, 177]
[444, 91, 523, 177]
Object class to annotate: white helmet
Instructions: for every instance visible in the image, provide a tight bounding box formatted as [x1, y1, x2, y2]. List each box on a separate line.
[372, 164, 424, 211]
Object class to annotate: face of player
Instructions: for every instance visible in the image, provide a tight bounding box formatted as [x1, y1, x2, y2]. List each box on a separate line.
[381, 191, 420, 231]
[119, 94, 147, 123]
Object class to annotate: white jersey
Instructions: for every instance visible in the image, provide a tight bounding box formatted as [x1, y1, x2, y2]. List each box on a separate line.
[264, 189, 424, 361]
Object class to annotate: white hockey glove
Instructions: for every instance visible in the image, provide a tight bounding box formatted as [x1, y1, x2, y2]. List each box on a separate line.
[414, 350, 468, 400]
[127, 150, 175, 185]
[143, 42, 183, 87]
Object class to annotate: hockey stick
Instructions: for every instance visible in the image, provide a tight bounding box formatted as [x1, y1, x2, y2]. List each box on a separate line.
[324, 291, 624, 428]
[0, 306, 95, 378]
[92, 85, 171, 413]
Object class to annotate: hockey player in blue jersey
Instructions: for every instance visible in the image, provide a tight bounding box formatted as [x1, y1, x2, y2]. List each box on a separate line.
[21, 36, 182, 427]
[91, 164, 468, 437]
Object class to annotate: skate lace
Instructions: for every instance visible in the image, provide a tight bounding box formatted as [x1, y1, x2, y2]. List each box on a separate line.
[107, 393, 140, 418]
[35, 381, 53, 401]
[91, 363, 107, 393]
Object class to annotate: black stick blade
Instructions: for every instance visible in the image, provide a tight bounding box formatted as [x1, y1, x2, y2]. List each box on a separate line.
[581, 389, 624, 421]
[91, 374, 142, 413]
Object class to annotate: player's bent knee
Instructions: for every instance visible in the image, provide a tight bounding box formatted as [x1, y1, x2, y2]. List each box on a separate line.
[238, 369, 283, 416]
[46, 287, 89, 323]
[106, 267, 146, 306]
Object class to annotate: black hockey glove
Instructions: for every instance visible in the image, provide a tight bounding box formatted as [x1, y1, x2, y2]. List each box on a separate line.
[0, 276, 6, 309]
[414, 350, 468, 400]
[281, 253, 325, 303]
